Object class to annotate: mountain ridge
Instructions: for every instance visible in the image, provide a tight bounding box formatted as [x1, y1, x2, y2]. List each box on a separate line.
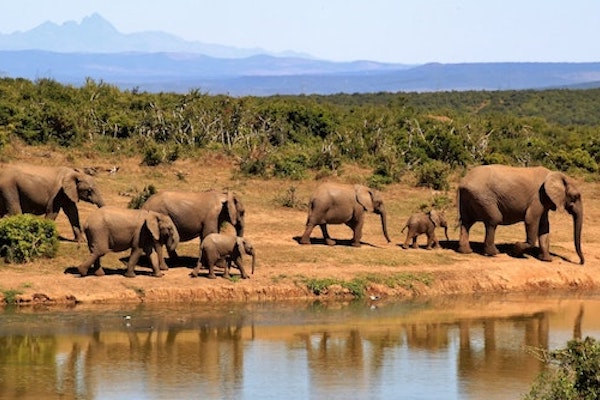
[1, 14, 600, 95]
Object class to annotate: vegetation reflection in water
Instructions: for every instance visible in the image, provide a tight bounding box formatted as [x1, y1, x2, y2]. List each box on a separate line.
[0, 295, 598, 400]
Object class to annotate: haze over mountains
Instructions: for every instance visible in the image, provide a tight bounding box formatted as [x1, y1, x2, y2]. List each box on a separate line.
[1, 13, 599, 95]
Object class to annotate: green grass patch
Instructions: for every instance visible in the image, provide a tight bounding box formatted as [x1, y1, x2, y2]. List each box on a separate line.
[300, 272, 435, 299]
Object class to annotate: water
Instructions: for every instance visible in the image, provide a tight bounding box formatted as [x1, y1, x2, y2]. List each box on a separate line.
[1, 294, 598, 400]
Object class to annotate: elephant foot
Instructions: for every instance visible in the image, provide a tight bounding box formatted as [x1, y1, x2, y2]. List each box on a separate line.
[401, 243, 409, 249]
[241, 274, 250, 279]
[152, 272, 165, 278]
[77, 267, 89, 277]
[207, 273, 217, 279]
[539, 253, 553, 262]
[484, 246, 500, 256]
[457, 243, 473, 254]
[191, 269, 200, 278]
[94, 268, 105, 277]
[325, 238, 336, 246]
[124, 272, 136, 278]
[299, 237, 311, 245]
[513, 242, 532, 258]
[159, 264, 169, 271]
[351, 241, 361, 247]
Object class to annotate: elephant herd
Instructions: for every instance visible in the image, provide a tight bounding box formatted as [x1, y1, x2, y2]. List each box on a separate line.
[0, 163, 585, 280]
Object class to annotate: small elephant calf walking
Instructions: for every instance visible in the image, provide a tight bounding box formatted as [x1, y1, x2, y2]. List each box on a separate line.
[192, 233, 255, 279]
[401, 210, 449, 249]
[76, 207, 179, 277]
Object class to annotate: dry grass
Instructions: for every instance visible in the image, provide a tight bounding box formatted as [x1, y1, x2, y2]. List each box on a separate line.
[1, 144, 600, 304]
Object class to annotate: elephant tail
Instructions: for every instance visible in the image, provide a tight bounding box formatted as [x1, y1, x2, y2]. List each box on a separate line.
[401, 224, 407, 233]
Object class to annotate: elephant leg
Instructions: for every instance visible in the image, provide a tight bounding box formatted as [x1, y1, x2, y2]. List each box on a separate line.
[222, 259, 232, 280]
[537, 212, 552, 261]
[402, 233, 411, 249]
[483, 223, 500, 256]
[411, 234, 419, 249]
[457, 222, 473, 254]
[92, 259, 105, 276]
[207, 262, 218, 279]
[233, 257, 250, 279]
[319, 224, 335, 246]
[348, 219, 362, 247]
[147, 251, 164, 277]
[77, 253, 100, 276]
[125, 248, 144, 278]
[299, 223, 315, 245]
[153, 245, 170, 271]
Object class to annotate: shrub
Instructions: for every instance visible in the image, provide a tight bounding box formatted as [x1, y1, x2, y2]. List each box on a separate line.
[128, 184, 157, 209]
[415, 160, 450, 191]
[525, 337, 600, 400]
[0, 215, 59, 263]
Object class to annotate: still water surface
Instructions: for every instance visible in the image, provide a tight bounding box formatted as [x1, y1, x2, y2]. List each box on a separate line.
[1, 294, 599, 400]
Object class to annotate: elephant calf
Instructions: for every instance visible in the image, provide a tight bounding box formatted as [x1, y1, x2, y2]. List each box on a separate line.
[401, 209, 449, 249]
[76, 207, 179, 278]
[192, 233, 255, 279]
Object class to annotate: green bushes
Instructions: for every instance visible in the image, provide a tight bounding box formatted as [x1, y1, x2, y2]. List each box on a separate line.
[526, 337, 600, 400]
[0, 215, 59, 263]
[2, 78, 600, 186]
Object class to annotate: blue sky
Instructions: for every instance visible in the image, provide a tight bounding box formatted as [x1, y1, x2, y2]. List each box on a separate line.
[1, 0, 599, 64]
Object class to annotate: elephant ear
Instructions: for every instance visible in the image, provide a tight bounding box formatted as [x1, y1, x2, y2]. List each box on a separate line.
[227, 191, 238, 226]
[428, 210, 441, 227]
[236, 236, 245, 254]
[61, 170, 80, 203]
[354, 185, 374, 212]
[144, 212, 161, 241]
[543, 172, 568, 211]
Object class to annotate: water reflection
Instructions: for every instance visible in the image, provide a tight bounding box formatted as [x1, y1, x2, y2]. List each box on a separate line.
[0, 295, 598, 400]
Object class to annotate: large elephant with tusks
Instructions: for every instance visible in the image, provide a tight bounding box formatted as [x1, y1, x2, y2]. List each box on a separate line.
[457, 164, 584, 264]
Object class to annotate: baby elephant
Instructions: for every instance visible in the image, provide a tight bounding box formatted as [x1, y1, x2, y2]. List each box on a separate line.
[192, 233, 255, 279]
[77, 207, 179, 278]
[401, 209, 449, 249]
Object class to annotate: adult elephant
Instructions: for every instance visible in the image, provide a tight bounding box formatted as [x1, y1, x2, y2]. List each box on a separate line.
[457, 164, 584, 264]
[0, 164, 105, 242]
[299, 183, 391, 246]
[141, 189, 245, 270]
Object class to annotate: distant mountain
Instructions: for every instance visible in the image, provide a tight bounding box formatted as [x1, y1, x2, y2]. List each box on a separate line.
[0, 13, 309, 59]
[1, 14, 600, 95]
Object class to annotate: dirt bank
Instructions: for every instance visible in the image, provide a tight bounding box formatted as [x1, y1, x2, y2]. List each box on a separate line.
[1, 151, 600, 306]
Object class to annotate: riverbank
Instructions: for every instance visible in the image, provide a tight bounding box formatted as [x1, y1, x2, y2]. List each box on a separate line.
[1, 150, 599, 306]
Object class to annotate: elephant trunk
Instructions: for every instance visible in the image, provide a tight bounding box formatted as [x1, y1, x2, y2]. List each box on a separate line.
[443, 226, 449, 241]
[572, 204, 584, 265]
[379, 209, 391, 243]
[167, 228, 180, 253]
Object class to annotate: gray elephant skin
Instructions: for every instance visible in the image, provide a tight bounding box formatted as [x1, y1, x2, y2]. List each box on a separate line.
[77, 206, 180, 277]
[299, 183, 391, 246]
[401, 209, 449, 249]
[457, 164, 584, 264]
[192, 233, 255, 279]
[142, 189, 245, 269]
[0, 164, 105, 242]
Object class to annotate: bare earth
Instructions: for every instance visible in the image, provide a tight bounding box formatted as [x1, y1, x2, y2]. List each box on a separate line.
[1, 147, 600, 306]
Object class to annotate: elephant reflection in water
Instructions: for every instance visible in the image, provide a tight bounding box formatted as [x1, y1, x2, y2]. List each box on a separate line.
[404, 323, 450, 350]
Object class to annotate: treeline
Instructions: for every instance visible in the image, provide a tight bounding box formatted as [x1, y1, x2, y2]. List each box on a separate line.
[1, 77, 600, 189]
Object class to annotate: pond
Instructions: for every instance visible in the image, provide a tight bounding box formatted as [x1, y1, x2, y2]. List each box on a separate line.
[1, 294, 599, 399]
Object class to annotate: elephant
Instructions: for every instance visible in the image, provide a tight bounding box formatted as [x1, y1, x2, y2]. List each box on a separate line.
[76, 206, 179, 277]
[192, 233, 255, 279]
[0, 164, 105, 242]
[457, 164, 584, 264]
[141, 189, 245, 269]
[401, 209, 449, 249]
[299, 183, 391, 246]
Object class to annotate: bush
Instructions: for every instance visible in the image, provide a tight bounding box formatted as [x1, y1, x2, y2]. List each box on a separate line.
[415, 160, 450, 191]
[128, 184, 157, 209]
[525, 337, 600, 400]
[0, 215, 59, 263]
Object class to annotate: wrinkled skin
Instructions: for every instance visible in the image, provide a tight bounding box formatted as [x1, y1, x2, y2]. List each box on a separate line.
[458, 165, 584, 264]
[401, 209, 449, 249]
[142, 189, 245, 270]
[299, 183, 391, 247]
[192, 233, 255, 280]
[0, 164, 105, 242]
[77, 207, 179, 277]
